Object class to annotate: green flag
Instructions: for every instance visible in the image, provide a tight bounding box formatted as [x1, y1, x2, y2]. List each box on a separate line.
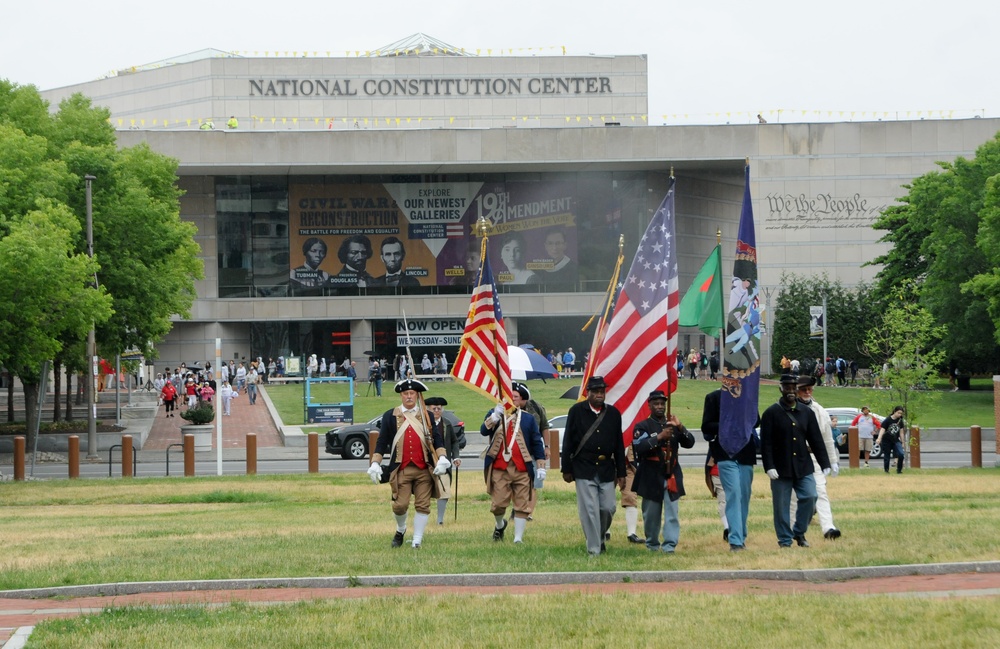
[679, 244, 724, 335]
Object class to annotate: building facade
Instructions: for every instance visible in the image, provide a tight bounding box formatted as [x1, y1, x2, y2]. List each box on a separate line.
[41, 45, 1000, 372]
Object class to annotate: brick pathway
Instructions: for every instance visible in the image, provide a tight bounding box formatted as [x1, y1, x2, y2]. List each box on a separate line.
[142, 387, 283, 450]
[2, 570, 999, 645]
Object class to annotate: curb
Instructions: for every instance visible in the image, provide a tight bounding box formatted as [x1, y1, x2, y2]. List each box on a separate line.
[3, 561, 998, 600]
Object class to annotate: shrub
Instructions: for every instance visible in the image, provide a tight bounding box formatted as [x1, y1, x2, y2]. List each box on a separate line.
[180, 404, 215, 425]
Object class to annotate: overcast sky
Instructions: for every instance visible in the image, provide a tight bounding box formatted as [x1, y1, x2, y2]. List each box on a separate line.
[4, 0, 996, 125]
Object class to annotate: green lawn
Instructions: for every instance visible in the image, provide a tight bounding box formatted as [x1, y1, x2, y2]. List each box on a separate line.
[3, 469, 998, 590]
[8, 465, 1000, 647]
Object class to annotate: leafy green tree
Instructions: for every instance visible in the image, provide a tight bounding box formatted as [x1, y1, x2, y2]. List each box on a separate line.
[863, 280, 946, 431]
[770, 274, 877, 374]
[0, 203, 112, 446]
[964, 175, 1000, 341]
[870, 133, 1000, 373]
[0, 80, 202, 434]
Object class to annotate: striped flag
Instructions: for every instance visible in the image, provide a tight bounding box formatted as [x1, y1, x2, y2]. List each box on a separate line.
[579, 236, 626, 397]
[591, 179, 679, 435]
[719, 164, 761, 457]
[450, 239, 514, 411]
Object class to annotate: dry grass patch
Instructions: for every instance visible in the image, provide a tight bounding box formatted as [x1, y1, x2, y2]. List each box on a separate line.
[1, 469, 999, 590]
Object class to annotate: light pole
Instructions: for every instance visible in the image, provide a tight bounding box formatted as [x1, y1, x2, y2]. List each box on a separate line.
[85, 175, 99, 459]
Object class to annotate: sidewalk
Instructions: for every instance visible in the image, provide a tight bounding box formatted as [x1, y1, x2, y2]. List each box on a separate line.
[2, 563, 999, 646]
[142, 388, 282, 452]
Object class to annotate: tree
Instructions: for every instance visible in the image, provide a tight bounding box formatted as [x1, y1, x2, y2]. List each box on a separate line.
[770, 274, 877, 374]
[870, 133, 1000, 374]
[964, 174, 1000, 341]
[863, 280, 946, 430]
[0, 203, 112, 447]
[0, 80, 202, 436]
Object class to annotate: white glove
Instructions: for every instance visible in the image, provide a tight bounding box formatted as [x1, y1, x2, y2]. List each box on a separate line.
[486, 403, 505, 427]
[367, 463, 383, 484]
[766, 469, 779, 480]
[433, 456, 451, 475]
[536, 468, 547, 482]
[822, 467, 832, 476]
[831, 463, 840, 477]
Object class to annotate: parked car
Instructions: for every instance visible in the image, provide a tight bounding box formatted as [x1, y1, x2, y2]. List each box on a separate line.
[548, 414, 567, 448]
[826, 407, 884, 459]
[324, 410, 465, 460]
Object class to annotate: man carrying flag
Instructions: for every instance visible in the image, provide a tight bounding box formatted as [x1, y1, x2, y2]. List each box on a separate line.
[583, 178, 680, 549]
[698, 163, 764, 552]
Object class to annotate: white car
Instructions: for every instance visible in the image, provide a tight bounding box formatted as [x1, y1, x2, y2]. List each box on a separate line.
[547, 414, 568, 448]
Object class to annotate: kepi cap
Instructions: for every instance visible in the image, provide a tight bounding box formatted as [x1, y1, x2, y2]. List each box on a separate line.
[586, 375, 607, 391]
[647, 389, 668, 403]
[779, 373, 799, 385]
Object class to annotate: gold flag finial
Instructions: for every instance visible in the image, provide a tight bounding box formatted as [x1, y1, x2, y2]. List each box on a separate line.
[618, 234, 624, 255]
[717, 228, 722, 245]
[475, 215, 490, 239]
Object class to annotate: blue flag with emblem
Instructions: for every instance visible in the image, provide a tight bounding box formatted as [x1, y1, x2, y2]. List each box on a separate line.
[719, 165, 762, 457]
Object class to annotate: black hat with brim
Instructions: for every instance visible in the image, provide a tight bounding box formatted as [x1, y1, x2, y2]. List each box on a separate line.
[586, 375, 608, 391]
[647, 389, 668, 403]
[395, 378, 427, 393]
[424, 396, 447, 406]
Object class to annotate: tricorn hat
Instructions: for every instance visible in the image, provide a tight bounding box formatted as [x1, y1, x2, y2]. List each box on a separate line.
[512, 382, 531, 400]
[394, 378, 427, 393]
[586, 375, 608, 391]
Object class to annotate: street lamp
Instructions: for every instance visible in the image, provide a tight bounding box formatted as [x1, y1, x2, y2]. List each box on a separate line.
[85, 175, 98, 459]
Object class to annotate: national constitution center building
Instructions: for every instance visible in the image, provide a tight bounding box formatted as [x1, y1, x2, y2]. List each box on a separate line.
[40, 36, 1000, 369]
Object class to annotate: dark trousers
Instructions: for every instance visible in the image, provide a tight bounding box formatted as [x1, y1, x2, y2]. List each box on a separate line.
[884, 438, 905, 473]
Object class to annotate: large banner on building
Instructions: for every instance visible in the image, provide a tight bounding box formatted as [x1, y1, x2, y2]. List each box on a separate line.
[288, 181, 578, 289]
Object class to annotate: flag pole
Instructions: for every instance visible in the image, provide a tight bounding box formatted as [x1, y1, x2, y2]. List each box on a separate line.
[717, 227, 724, 365]
[474, 216, 507, 412]
[580, 233, 625, 400]
[668, 167, 675, 419]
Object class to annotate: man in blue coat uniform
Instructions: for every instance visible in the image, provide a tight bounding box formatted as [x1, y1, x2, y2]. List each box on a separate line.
[632, 390, 695, 552]
[481, 382, 547, 544]
[367, 379, 450, 549]
[760, 373, 831, 548]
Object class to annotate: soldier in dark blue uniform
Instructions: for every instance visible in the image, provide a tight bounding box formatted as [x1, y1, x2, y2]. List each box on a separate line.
[632, 390, 695, 552]
[760, 374, 831, 548]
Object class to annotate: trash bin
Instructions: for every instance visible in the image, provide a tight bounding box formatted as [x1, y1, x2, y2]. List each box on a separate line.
[957, 375, 971, 390]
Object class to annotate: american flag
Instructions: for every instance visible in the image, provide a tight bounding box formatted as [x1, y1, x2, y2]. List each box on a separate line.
[591, 179, 679, 435]
[450, 240, 514, 411]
